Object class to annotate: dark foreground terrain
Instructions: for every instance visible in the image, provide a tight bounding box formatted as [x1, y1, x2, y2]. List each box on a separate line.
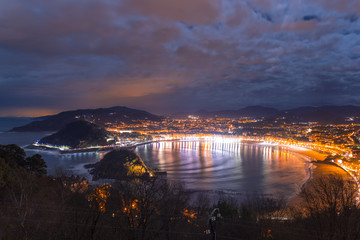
[1, 144, 360, 240]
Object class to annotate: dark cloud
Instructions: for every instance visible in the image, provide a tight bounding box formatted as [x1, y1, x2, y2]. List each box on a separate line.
[347, 15, 358, 23]
[303, 15, 321, 21]
[0, 0, 360, 116]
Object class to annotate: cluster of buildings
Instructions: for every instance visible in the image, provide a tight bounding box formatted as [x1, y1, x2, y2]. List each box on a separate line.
[105, 116, 257, 137]
[103, 116, 360, 158]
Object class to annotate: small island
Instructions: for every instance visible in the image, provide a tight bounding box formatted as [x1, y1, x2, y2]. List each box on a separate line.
[85, 149, 159, 181]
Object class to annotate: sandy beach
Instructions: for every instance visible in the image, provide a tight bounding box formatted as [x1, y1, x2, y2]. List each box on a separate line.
[285, 146, 352, 209]
[285, 146, 352, 183]
[281, 145, 328, 161]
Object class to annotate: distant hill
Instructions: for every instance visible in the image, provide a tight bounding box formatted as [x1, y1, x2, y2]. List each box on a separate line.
[0, 117, 34, 131]
[86, 149, 151, 180]
[274, 105, 360, 124]
[274, 107, 343, 124]
[318, 105, 360, 117]
[173, 105, 360, 123]
[38, 120, 112, 148]
[9, 105, 360, 131]
[213, 106, 280, 118]
[11, 106, 163, 132]
[174, 106, 280, 118]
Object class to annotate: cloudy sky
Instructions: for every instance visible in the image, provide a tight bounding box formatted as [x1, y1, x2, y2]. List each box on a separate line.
[1, 0, 360, 116]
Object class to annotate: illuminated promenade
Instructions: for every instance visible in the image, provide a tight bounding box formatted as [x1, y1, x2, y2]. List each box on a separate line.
[33, 131, 360, 202]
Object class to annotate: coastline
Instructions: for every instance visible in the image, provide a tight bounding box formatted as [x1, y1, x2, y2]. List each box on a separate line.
[287, 162, 354, 210]
[25, 139, 352, 204]
[276, 144, 328, 162]
[285, 145, 352, 208]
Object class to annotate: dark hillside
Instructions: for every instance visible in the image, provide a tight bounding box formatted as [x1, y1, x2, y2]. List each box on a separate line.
[11, 106, 163, 132]
[38, 120, 111, 148]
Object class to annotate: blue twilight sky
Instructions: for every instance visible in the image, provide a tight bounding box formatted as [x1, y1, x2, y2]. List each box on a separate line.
[0, 0, 360, 116]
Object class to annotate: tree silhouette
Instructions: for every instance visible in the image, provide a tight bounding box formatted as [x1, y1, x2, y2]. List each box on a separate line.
[298, 174, 360, 240]
[25, 154, 47, 175]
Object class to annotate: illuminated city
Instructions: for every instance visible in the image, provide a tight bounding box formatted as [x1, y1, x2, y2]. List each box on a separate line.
[31, 113, 360, 204]
[1, 0, 360, 239]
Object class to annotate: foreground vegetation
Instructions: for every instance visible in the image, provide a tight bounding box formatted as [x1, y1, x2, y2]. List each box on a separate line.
[1, 144, 360, 240]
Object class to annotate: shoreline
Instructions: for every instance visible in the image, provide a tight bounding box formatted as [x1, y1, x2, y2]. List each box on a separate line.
[28, 138, 261, 154]
[286, 161, 354, 209]
[27, 139, 351, 203]
[284, 145, 353, 208]
[274, 145, 327, 204]
[257, 143, 328, 194]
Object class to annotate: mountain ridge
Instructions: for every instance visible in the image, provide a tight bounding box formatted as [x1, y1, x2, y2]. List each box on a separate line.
[9, 105, 360, 132]
[10, 106, 163, 132]
[173, 105, 360, 123]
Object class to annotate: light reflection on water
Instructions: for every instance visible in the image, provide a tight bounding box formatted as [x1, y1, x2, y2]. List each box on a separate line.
[0, 130, 105, 178]
[24, 150, 107, 177]
[136, 141, 311, 196]
[0, 130, 106, 177]
[0, 127, 311, 196]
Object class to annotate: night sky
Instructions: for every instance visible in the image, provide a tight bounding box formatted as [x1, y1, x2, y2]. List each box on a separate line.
[1, 0, 360, 116]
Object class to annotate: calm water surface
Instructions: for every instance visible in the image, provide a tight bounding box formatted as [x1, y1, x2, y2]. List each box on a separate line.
[0, 119, 104, 176]
[0, 119, 311, 195]
[0, 130, 106, 177]
[135, 141, 311, 195]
